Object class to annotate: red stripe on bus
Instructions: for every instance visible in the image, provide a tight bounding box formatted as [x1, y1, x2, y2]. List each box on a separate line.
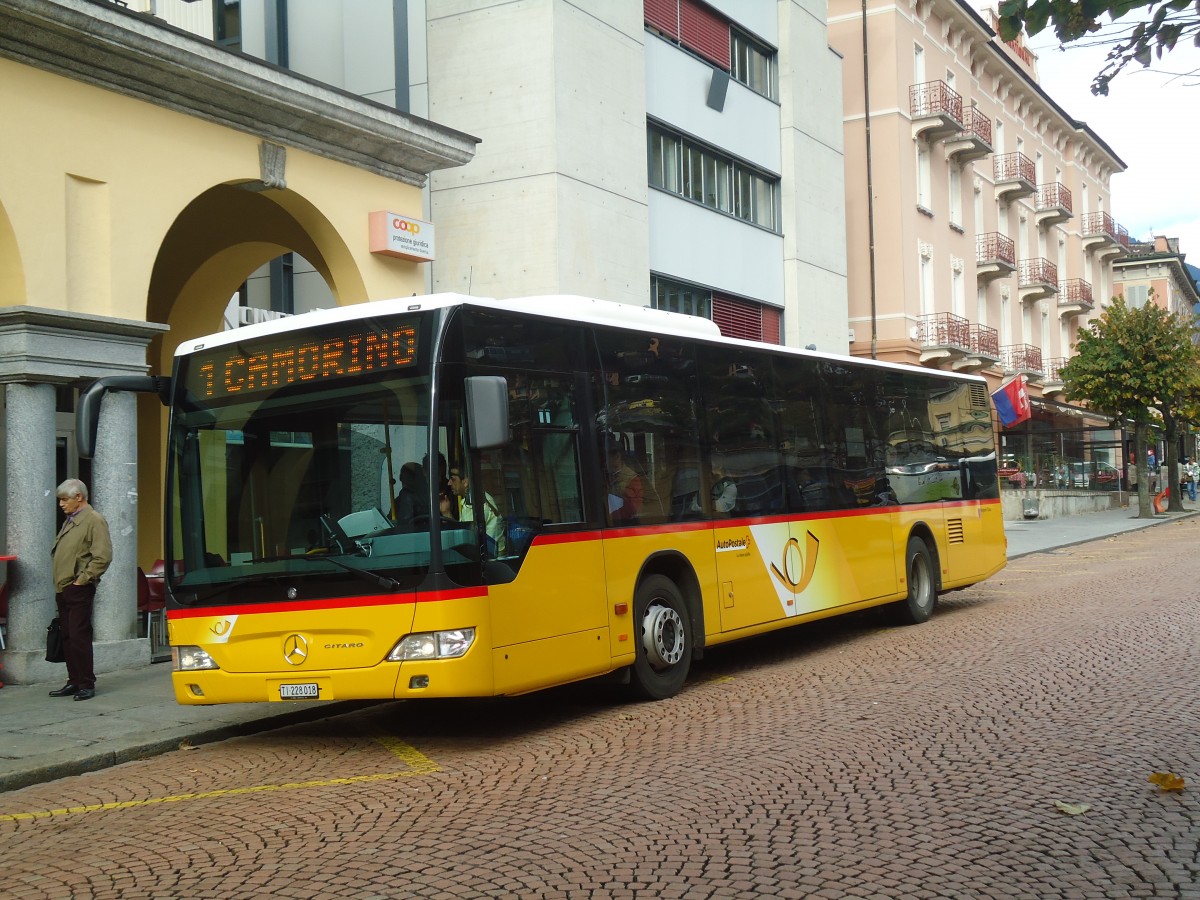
[168, 585, 483, 619]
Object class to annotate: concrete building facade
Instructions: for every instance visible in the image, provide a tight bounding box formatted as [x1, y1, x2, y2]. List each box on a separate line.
[216, 0, 850, 350]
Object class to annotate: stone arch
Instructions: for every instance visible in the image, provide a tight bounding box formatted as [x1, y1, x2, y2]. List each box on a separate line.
[137, 181, 371, 565]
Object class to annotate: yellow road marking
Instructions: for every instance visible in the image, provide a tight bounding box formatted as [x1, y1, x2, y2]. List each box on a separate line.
[0, 734, 439, 822]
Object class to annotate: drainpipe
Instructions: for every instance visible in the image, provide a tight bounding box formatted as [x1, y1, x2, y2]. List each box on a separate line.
[862, 0, 878, 359]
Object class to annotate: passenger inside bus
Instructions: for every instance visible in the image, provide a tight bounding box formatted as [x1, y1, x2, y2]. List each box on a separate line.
[605, 440, 644, 523]
[392, 461, 429, 530]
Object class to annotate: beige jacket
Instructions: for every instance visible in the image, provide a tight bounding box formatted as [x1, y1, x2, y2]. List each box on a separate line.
[52, 505, 113, 592]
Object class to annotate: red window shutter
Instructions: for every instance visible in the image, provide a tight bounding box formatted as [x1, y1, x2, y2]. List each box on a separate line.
[762, 306, 781, 345]
[680, 0, 731, 69]
[712, 295, 763, 342]
[644, 0, 680, 39]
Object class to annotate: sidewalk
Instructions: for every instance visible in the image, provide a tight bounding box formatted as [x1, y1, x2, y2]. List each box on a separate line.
[1, 502, 1194, 793]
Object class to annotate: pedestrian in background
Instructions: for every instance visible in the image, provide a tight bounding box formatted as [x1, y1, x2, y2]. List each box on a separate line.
[49, 478, 112, 702]
[1186, 458, 1198, 502]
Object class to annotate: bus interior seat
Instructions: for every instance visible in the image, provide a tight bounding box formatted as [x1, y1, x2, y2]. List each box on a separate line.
[669, 466, 703, 520]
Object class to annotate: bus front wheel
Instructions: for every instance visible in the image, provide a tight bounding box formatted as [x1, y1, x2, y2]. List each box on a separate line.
[895, 536, 937, 625]
[629, 575, 692, 701]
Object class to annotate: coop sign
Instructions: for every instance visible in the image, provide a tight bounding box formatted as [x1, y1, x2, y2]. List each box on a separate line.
[369, 211, 435, 262]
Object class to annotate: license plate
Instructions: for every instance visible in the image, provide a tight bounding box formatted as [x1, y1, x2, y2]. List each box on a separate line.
[279, 682, 320, 700]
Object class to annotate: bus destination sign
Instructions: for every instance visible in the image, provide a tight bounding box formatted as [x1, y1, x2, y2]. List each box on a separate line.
[189, 321, 418, 402]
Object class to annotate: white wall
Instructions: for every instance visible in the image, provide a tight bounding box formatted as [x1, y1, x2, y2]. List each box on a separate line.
[649, 191, 785, 302]
[645, 33, 782, 174]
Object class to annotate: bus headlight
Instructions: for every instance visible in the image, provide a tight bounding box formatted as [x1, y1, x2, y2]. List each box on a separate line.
[387, 628, 475, 661]
[172, 645, 221, 671]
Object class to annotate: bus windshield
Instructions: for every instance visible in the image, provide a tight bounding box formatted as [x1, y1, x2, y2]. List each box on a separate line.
[165, 314, 467, 605]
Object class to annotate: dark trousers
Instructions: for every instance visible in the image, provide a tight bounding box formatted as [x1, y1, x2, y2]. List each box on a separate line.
[56, 582, 96, 689]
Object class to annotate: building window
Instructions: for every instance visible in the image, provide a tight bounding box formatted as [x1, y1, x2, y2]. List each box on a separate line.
[1125, 284, 1150, 308]
[648, 124, 780, 231]
[713, 294, 781, 344]
[948, 165, 962, 227]
[652, 277, 781, 344]
[916, 144, 932, 212]
[730, 27, 776, 100]
[645, 0, 732, 69]
[648, 129, 681, 193]
[215, 0, 241, 50]
[653, 275, 712, 319]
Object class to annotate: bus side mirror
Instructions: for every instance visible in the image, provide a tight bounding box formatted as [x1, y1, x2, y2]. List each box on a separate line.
[465, 375, 509, 449]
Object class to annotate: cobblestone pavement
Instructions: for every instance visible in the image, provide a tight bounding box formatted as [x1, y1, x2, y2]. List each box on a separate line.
[1, 519, 1198, 899]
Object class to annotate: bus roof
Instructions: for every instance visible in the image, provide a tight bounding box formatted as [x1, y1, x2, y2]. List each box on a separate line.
[176, 293, 987, 386]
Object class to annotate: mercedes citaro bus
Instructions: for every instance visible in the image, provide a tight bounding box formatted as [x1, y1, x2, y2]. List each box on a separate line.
[78, 294, 1006, 705]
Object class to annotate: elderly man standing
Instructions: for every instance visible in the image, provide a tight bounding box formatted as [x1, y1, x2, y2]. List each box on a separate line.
[49, 478, 112, 701]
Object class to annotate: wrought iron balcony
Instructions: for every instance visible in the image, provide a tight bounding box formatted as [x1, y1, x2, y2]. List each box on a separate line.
[994, 151, 1036, 201]
[976, 232, 1016, 281]
[1058, 278, 1094, 316]
[1035, 182, 1073, 227]
[1018, 257, 1059, 303]
[1042, 357, 1068, 394]
[1001, 343, 1043, 376]
[969, 323, 1000, 359]
[910, 80, 964, 142]
[917, 312, 971, 351]
[1081, 211, 1130, 258]
[946, 106, 992, 163]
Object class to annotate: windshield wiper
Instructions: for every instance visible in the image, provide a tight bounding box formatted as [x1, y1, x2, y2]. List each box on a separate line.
[297, 552, 400, 591]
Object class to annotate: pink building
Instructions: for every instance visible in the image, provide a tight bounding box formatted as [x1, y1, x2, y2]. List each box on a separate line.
[827, 0, 1128, 406]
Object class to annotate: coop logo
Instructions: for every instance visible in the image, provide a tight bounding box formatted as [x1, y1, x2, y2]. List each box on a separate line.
[770, 531, 820, 593]
[391, 217, 420, 235]
[716, 536, 749, 552]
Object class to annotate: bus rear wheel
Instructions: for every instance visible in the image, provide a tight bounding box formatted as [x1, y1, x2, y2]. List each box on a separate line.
[894, 536, 937, 625]
[629, 575, 692, 701]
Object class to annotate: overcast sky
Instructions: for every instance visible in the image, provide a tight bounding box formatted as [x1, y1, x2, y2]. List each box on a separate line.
[1029, 28, 1200, 262]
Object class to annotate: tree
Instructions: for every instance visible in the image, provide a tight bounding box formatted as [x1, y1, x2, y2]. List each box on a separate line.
[997, 0, 1200, 95]
[1060, 295, 1199, 517]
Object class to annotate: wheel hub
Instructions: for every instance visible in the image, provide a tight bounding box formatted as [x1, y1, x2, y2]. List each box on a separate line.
[642, 602, 685, 670]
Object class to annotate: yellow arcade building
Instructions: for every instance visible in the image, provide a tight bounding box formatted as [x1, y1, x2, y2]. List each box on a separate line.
[0, 0, 477, 683]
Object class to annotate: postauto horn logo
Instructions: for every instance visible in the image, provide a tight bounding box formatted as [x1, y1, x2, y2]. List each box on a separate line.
[770, 531, 820, 593]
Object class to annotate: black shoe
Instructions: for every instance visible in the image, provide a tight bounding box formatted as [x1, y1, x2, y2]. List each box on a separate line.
[74, 688, 96, 701]
[49, 683, 78, 697]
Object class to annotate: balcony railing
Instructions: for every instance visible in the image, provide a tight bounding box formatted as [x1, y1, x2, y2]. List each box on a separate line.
[969, 323, 1000, 358]
[909, 80, 964, 142]
[1019, 257, 1058, 289]
[1081, 212, 1131, 254]
[917, 312, 971, 350]
[1081, 211, 1121, 241]
[1036, 180, 1075, 222]
[1002, 343, 1043, 374]
[1058, 278, 1094, 310]
[976, 232, 1016, 266]
[961, 106, 991, 145]
[994, 151, 1036, 185]
[1043, 357, 1068, 383]
[945, 106, 993, 163]
[909, 80, 963, 122]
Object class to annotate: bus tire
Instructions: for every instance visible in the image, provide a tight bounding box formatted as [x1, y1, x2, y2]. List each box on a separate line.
[629, 575, 692, 701]
[895, 536, 937, 625]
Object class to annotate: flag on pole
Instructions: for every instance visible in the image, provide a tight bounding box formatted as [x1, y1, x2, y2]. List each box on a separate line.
[991, 375, 1031, 428]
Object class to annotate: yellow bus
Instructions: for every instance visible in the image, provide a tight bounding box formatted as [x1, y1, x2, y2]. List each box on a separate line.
[81, 294, 1006, 704]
